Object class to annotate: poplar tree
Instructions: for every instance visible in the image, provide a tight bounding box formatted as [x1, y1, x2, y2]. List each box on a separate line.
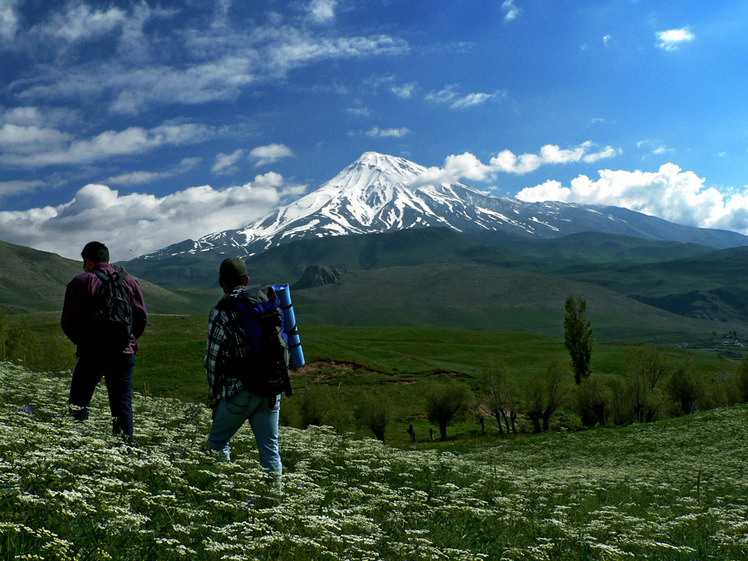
[564, 295, 593, 384]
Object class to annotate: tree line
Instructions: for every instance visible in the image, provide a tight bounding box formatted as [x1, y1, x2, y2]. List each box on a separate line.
[286, 295, 748, 442]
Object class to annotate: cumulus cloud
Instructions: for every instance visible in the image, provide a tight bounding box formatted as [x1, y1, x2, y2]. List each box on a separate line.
[656, 27, 695, 51]
[249, 144, 294, 167]
[516, 163, 748, 233]
[0, 173, 306, 260]
[410, 142, 618, 187]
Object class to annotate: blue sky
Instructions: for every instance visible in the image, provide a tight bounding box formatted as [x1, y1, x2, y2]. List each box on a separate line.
[1, 0, 748, 259]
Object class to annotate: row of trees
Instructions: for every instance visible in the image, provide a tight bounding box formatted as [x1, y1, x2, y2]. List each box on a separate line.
[295, 295, 747, 443]
[280, 341, 748, 443]
[345, 346, 748, 443]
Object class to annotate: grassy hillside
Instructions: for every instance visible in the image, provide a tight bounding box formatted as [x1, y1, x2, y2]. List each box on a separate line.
[5, 229, 748, 339]
[0, 239, 213, 314]
[291, 262, 745, 344]
[0, 240, 83, 312]
[2, 362, 747, 560]
[240, 228, 748, 326]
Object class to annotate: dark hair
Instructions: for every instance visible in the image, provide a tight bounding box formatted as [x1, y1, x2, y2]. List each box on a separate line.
[81, 241, 110, 264]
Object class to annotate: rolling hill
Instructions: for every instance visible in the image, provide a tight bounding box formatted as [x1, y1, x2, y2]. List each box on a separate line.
[3, 230, 748, 348]
[0, 239, 211, 315]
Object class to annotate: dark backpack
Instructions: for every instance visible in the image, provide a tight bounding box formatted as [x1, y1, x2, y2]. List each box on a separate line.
[218, 286, 292, 397]
[91, 266, 133, 351]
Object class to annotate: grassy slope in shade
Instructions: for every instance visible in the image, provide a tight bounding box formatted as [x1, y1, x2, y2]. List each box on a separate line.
[0, 239, 211, 315]
[1, 362, 747, 560]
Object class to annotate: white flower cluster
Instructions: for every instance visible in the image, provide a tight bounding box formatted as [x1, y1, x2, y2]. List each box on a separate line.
[1, 361, 746, 560]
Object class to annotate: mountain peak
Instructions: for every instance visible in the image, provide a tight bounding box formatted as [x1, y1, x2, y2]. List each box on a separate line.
[348, 152, 426, 179]
[132, 152, 748, 264]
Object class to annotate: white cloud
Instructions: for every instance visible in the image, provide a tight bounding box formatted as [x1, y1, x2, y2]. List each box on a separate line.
[249, 144, 294, 167]
[107, 158, 201, 186]
[656, 27, 695, 51]
[451, 92, 499, 109]
[308, 0, 337, 24]
[426, 85, 506, 109]
[502, 0, 521, 21]
[0, 173, 305, 259]
[365, 126, 410, 138]
[410, 143, 618, 187]
[515, 163, 748, 233]
[0, 123, 72, 156]
[13, 8, 408, 116]
[212, 149, 244, 174]
[41, 3, 128, 42]
[491, 142, 618, 174]
[0, 179, 45, 198]
[0, 0, 20, 43]
[391, 82, 416, 99]
[0, 123, 208, 167]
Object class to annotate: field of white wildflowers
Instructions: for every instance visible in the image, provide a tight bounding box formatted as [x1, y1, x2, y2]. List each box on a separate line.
[1, 361, 747, 561]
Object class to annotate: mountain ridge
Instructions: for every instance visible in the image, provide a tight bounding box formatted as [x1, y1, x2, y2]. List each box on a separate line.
[133, 151, 748, 266]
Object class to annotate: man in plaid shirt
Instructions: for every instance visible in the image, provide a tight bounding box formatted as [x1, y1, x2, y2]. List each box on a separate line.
[204, 258, 283, 478]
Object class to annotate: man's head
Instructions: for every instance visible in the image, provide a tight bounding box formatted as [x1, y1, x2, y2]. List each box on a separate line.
[81, 242, 109, 271]
[219, 257, 249, 291]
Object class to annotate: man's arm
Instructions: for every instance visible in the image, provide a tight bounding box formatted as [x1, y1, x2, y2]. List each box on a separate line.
[204, 307, 226, 408]
[127, 277, 148, 339]
[60, 275, 91, 346]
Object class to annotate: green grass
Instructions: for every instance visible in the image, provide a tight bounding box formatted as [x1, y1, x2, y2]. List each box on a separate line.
[5, 313, 739, 438]
[4, 312, 732, 446]
[2, 362, 747, 560]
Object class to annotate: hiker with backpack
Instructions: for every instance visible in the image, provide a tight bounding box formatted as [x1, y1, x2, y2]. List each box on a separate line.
[204, 257, 292, 479]
[61, 241, 148, 444]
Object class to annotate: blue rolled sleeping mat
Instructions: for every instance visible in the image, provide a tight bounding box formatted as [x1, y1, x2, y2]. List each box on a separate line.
[273, 283, 305, 368]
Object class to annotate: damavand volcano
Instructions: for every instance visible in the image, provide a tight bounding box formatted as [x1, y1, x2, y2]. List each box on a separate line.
[138, 151, 748, 261]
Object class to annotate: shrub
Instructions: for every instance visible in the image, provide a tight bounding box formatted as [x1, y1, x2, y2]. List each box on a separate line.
[666, 365, 704, 416]
[575, 375, 612, 428]
[353, 391, 391, 442]
[735, 358, 748, 402]
[607, 377, 636, 426]
[293, 386, 332, 429]
[424, 380, 473, 440]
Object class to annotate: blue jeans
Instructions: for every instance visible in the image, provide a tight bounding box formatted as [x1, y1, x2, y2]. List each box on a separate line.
[69, 352, 135, 442]
[209, 390, 282, 475]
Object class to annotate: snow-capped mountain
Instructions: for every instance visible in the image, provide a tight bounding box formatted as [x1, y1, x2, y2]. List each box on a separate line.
[140, 151, 748, 261]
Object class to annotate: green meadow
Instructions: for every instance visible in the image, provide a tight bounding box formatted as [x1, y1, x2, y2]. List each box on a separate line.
[2, 309, 747, 559]
[1, 312, 742, 442]
[2, 361, 747, 560]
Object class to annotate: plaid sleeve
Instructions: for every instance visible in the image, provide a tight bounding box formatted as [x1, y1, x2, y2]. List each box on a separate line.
[205, 306, 227, 408]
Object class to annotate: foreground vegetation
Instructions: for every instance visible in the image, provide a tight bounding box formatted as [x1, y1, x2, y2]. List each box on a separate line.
[1, 311, 746, 445]
[2, 362, 747, 560]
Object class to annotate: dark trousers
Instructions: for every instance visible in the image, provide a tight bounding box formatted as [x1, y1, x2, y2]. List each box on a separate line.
[69, 352, 136, 442]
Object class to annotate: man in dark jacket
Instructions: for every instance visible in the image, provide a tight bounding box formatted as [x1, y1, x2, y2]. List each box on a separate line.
[61, 241, 147, 443]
